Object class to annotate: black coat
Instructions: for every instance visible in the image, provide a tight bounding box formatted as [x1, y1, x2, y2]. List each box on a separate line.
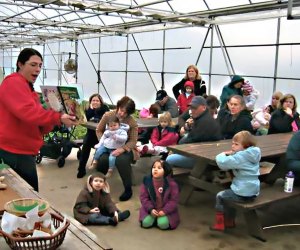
[217, 109, 254, 139]
[268, 109, 300, 134]
[179, 109, 221, 144]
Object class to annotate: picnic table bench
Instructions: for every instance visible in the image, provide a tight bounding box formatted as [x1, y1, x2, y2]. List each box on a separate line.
[224, 179, 300, 242]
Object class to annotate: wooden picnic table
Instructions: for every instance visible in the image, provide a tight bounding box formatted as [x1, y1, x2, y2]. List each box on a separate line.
[0, 168, 112, 250]
[168, 133, 293, 204]
[84, 117, 178, 130]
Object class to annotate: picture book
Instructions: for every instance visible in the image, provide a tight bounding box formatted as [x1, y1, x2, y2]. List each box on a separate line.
[40, 85, 87, 124]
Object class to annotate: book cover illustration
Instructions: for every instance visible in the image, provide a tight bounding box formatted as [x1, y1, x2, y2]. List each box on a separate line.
[40, 85, 65, 113]
[58, 86, 87, 124]
[40, 85, 87, 124]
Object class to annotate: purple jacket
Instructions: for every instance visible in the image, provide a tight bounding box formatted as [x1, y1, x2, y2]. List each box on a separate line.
[139, 176, 180, 229]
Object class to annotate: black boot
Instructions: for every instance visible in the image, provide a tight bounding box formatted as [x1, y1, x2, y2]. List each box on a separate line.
[118, 210, 130, 221]
[77, 169, 86, 178]
[108, 216, 118, 226]
[119, 187, 132, 201]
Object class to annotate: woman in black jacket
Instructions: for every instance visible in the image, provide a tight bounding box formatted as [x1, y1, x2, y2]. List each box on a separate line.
[172, 65, 206, 99]
[77, 94, 109, 178]
[268, 94, 300, 134]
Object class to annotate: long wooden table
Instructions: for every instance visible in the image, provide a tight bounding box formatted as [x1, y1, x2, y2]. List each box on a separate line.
[168, 133, 293, 204]
[0, 168, 112, 250]
[84, 117, 178, 130]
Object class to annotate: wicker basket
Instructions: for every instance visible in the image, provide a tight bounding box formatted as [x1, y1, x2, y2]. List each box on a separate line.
[0, 212, 70, 250]
[4, 198, 50, 217]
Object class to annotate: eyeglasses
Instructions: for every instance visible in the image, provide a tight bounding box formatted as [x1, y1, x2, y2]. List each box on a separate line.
[26, 62, 43, 68]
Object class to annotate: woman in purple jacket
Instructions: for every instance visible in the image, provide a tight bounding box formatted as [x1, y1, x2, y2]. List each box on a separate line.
[139, 159, 180, 230]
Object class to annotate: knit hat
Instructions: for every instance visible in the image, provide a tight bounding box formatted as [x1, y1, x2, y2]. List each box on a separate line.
[229, 75, 244, 87]
[242, 81, 253, 93]
[87, 173, 110, 193]
[184, 81, 194, 90]
[156, 90, 167, 101]
[189, 96, 207, 108]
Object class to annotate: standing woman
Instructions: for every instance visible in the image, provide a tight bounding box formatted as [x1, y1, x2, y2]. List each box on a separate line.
[96, 96, 139, 201]
[172, 65, 206, 100]
[0, 48, 76, 191]
[268, 94, 299, 134]
[77, 94, 109, 178]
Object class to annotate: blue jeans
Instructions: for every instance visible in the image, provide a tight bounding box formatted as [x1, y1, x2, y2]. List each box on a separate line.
[216, 189, 255, 218]
[94, 145, 116, 170]
[166, 153, 195, 169]
[88, 213, 111, 225]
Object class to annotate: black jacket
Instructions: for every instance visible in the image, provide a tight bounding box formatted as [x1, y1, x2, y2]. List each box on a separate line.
[179, 109, 221, 144]
[217, 109, 254, 139]
[268, 109, 300, 134]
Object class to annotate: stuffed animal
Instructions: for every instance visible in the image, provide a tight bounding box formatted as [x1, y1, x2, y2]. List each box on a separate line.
[0, 175, 7, 189]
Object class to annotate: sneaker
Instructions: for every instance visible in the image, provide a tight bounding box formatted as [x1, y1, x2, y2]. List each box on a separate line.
[118, 210, 130, 221]
[77, 170, 86, 178]
[105, 169, 113, 178]
[108, 216, 118, 226]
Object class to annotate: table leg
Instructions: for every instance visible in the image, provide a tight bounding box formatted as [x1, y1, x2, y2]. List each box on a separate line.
[244, 210, 266, 242]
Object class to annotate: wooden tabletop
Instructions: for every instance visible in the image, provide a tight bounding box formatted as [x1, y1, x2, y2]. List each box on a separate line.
[0, 168, 112, 250]
[84, 117, 178, 130]
[168, 133, 293, 163]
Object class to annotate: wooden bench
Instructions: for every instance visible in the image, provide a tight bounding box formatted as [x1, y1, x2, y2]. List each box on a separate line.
[224, 180, 300, 242]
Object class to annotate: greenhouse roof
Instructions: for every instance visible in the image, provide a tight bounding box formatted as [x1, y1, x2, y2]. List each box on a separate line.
[0, 0, 299, 49]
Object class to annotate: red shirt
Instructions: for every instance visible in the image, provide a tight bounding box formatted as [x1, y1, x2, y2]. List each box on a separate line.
[0, 73, 61, 155]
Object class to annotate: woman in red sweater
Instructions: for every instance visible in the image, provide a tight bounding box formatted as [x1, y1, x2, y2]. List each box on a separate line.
[0, 48, 76, 191]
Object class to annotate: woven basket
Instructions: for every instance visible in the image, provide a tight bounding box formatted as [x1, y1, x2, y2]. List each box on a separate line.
[4, 198, 50, 217]
[0, 212, 70, 250]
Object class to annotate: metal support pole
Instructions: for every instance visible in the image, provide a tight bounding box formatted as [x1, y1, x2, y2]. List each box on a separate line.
[161, 30, 166, 90]
[75, 40, 78, 83]
[273, 18, 281, 92]
[208, 25, 214, 95]
[125, 34, 129, 95]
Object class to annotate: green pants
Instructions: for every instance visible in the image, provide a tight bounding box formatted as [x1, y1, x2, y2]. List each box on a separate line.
[142, 215, 170, 230]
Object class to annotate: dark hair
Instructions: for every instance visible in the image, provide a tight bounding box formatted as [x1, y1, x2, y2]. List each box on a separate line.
[117, 96, 136, 115]
[107, 115, 120, 125]
[151, 159, 173, 177]
[149, 103, 160, 118]
[89, 93, 104, 105]
[206, 95, 220, 117]
[16, 48, 43, 72]
[89, 172, 106, 184]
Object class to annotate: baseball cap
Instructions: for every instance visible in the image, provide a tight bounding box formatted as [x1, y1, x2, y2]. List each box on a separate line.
[189, 96, 207, 108]
[156, 90, 167, 101]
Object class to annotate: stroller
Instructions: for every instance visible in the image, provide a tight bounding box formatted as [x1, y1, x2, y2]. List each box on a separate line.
[35, 125, 82, 168]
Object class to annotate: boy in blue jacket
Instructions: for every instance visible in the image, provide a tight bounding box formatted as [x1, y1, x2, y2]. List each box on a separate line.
[211, 131, 261, 231]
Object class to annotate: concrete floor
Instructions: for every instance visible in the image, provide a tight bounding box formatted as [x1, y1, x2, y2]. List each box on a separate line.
[3, 149, 300, 250]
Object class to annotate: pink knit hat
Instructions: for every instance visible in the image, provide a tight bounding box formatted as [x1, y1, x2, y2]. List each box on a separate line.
[184, 81, 194, 90]
[242, 81, 253, 93]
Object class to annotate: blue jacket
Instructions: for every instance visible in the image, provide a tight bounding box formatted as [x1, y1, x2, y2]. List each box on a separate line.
[216, 146, 261, 197]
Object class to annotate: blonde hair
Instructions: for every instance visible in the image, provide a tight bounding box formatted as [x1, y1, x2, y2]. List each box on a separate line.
[158, 112, 175, 127]
[184, 65, 202, 80]
[232, 131, 257, 148]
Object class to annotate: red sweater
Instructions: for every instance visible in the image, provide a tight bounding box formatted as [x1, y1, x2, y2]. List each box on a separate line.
[0, 73, 61, 155]
[177, 93, 195, 114]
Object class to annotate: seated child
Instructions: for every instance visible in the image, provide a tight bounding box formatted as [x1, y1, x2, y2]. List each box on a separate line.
[73, 173, 130, 226]
[251, 106, 271, 135]
[138, 111, 178, 156]
[90, 115, 129, 177]
[210, 131, 261, 231]
[139, 159, 180, 230]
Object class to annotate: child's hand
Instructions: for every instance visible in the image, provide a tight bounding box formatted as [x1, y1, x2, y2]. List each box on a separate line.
[158, 210, 165, 217]
[90, 207, 100, 213]
[224, 150, 233, 156]
[151, 209, 159, 217]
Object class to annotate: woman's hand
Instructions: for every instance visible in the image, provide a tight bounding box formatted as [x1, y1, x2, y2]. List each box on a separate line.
[111, 148, 125, 157]
[60, 114, 78, 127]
[284, 107, 293, 116]
[90, 207, 100, 213]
